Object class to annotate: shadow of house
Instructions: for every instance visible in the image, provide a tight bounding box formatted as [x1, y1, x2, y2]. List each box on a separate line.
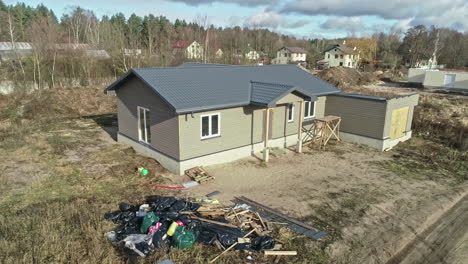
[84, 113, 118, 141]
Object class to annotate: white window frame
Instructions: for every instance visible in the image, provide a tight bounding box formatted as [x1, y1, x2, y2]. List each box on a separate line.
[287, 104, 294, 123]
[304, 101, 316, 120]
[200, 113, 221, 140]
[137, 106, 150, 144]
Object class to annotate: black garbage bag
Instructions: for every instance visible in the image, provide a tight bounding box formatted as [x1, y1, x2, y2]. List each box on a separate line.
[197, 230, 217, 244]
[151, 197, 177, 211]
[104, 211, 137, 225]
[169, 200, 189, 212]
[151, 222, 170, 248]
[251, 236, 275, 251]
[178, 214, 193, 226]
[201, 222, 246, 247]
[155, 211, 179, 221]
[119, 202, 134, 212]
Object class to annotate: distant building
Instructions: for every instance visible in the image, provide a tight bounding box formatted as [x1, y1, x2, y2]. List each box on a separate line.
[215, 48, 223, 58]
[236, 45, 259, 60]
[0, 42, 32, 62]
[319, 41, 359, 68]
[124, 49, 142, 57]
[172, 41, 204, 59]
[272, 47, 307, 65]
[54, 43, 110, 58]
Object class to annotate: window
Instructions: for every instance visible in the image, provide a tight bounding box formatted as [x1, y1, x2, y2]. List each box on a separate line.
[287, 104, 294, 122]
[339, 62, 343, 66]
[304, 101, 316, 119]
[335, 54, 338, 59]
[340, 54, 344, 59]
[138, 106, 151, 144]
[348, 62, 351, 66]
[328, 54, 330, 59]
[201, 113, 220, 139]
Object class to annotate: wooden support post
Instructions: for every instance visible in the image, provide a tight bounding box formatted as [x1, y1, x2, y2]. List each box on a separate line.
[264, 108, 270, 162]
[296, 101, 304, 153]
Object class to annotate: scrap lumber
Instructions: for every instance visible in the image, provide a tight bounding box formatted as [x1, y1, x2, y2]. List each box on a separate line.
[264, 250, 297, 256]
[190, 216, 238, 229]
[185, 167, 215, 184]
[235, 196, 327, 240]
[209, 229, 256, 263]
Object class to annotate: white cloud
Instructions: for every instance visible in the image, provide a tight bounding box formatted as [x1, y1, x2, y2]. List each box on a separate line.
[281, 0, 468, 31]
[247, 11, 309, 29]
[320, 17, 364, 33]
[164, 0, 273, 6]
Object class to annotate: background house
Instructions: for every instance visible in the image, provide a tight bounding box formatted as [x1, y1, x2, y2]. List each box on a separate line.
[172, 40, 204, 60]
[0, 42, 32, 62]
[408, 68, 468, 91]
[319, 41, 360, 68]
[238, 45, 259, 60]
[272, 47, 307, 65]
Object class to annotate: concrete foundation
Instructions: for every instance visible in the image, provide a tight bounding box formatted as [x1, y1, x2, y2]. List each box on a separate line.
[120, 130, 412, 175]
[118, 132, 300, 175]
[340, 131, 412, 151]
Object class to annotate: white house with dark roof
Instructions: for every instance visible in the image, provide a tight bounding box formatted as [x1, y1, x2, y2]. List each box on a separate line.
[319, 41, 360, 68]
[272, 47, 307, 65]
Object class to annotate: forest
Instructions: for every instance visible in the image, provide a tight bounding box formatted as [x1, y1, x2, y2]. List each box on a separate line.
[1, 1, 467, 90]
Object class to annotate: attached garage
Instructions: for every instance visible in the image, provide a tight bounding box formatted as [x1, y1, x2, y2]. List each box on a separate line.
[325, 93, 419, 150]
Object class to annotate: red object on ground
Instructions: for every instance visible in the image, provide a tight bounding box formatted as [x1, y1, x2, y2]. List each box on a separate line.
[144, 184, 184, 189]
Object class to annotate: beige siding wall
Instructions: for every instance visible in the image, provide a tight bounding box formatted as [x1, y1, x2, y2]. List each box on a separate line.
[179, 94, 325, 160]
[179, 105, 262, 160]
[116, 76, 180, 159]
[423, 71, 468, 89]
[325, 95, 387, 139]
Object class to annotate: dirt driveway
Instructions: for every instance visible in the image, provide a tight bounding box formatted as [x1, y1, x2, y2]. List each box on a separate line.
[181, 142, 468, 263]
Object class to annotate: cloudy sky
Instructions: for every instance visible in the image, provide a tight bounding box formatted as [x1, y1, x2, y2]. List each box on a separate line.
[6, 0, 468, 38]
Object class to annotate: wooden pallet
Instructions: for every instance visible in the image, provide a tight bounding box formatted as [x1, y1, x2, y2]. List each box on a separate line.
[185, 167, 215, 184]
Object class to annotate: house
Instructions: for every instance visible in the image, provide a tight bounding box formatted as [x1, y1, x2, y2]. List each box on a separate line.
[215, 48, 223, 58]
[105, 63, 418, 174]
[172, 41, 204, 59]
[237, 45, 259, 60]
[408, 68, 468, 91]
[0, 42, 32, 62]
[272, 47, 307, 65]
[319, 41, 359, 68]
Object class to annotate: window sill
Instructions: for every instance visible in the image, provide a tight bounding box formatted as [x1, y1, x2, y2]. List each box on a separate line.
[304, 116, 315, 120]
[201, 135, 221, 140]
[287, 120, 294, 123]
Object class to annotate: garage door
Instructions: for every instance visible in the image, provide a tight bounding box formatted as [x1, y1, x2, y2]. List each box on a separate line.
[390, 107, 409, 140]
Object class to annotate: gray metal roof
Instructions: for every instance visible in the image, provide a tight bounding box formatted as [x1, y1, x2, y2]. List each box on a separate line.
[106, 64, 340, 114]
[250, 81, 314, 107]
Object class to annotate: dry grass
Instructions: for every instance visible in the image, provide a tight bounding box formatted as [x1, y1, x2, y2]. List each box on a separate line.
[0, 86, 466, 263]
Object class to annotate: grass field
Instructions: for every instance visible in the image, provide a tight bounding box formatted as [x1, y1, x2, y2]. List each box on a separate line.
[0, 86, 466, 263]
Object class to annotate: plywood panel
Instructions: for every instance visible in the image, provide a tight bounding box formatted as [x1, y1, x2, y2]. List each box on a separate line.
[390, 107, 409, 139]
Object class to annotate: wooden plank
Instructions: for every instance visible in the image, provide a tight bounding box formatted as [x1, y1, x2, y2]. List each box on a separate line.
[190, 216, 238, 229]
[264, 251, 297, 256]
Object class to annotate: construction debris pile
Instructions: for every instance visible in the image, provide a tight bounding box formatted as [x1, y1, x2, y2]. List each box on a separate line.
[103, 196, 281, 260]
[316, 67, 377, 89]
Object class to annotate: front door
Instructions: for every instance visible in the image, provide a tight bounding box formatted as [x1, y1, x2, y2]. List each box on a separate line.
[138, 106, 151, 143]
[444, 74, 456, 88]
[390, 107, 409, 140]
